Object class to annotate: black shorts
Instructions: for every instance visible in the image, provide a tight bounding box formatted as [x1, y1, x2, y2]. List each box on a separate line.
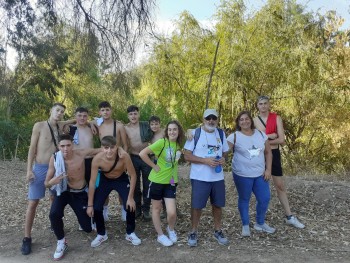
[148, 182, 177, 200]
[84, 158, 93, 185]
[272, 148, 283, 176]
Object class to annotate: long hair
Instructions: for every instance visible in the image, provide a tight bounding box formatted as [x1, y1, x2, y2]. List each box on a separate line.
[164, 120, 185, 146]
[235, 111, 255, 131]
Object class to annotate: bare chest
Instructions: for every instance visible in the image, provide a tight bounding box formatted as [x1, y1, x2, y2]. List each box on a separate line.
[99, 122, 115, 139]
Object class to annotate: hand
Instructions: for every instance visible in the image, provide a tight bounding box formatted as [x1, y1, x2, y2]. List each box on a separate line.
[263, 170, 271, 181]
[87, 206, 94, 217]
[186, 129, 194, 141]
[153, 165, 160, 172]
[90, 124, 98, 135]
[26, 171, 35, 183]
[50, 173, 68, 186]
[217, 157, 226, 165]
[126, 198, 136, 212]
[268, 133, 278, 140]
[62, 124, 70, 134]
[205, 157, 219, 167]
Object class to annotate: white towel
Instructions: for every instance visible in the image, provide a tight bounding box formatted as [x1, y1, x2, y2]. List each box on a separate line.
[51, 151, 68, 196]
[73, 129, 79, 145]
[95, 117, 104, 127]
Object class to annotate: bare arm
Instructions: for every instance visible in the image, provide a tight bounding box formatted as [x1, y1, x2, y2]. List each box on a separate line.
[80, 148, 102, 158]
[125, 153, 136, 211]
[118, 124, 128, 152]
[263, 141, 272, 180]
[184, 149, 218, 167]
[26, 123, 40, 182]
[87, 156, 99, 217]
[139, 147, 159, 172]
[44, 156, 68, 188]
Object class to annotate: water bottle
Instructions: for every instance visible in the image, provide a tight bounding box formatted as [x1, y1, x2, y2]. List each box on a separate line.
[215, 155, 222, 173]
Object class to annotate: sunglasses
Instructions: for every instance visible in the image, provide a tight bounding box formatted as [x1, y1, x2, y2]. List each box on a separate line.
[205, 115, 218, 121]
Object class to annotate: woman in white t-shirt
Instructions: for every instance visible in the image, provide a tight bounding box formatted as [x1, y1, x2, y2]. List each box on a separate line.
[227, 111, 275, 237]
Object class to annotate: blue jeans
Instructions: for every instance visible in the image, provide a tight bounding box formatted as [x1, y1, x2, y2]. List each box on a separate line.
[233, 173, 270, 225]
[130, 154, 151, 212]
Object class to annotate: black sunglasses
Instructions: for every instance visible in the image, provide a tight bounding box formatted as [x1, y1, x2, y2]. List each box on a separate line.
[205, 115, 218, 121]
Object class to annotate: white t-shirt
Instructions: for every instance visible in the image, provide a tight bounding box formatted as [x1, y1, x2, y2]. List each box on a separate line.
[184, 127, 229, 182]
[227, 129, 268, 178]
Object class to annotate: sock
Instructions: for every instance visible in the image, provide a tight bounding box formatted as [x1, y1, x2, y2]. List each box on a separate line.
[286, 215, 293, 220]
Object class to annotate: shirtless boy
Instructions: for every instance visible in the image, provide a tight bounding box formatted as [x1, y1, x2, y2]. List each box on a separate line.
[92, 101, 128, 221]
[44, 134, 101, 260]
[149, 116, 164, 143]
[254, 95, 305, 229]
[124, 105, 153, 220]
[87, 136, 141, 247]
[21, 103, 67, 255]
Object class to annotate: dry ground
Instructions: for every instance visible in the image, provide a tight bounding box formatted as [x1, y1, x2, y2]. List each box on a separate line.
[0, 160, 349, 263]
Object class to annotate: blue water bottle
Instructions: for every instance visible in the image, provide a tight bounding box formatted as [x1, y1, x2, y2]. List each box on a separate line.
[215, 155, 222, 173]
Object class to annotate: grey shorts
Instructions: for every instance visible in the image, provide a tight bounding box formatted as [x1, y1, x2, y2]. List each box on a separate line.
[28, 163, 49, 200]
[190, 179, 225, 209]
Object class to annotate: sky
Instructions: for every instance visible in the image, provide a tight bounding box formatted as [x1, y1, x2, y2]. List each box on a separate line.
[155, 0, 350, 32]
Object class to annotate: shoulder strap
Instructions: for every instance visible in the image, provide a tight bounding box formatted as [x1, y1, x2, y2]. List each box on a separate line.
[158, 138, 166, 157]
[113, 120, 116, 138]
[258, 116, 266, 127]
[217, 128, 224, 144]
[47, 121, 59, 150]
[193, 127, 201, 151]
[258, 130, 264, 138]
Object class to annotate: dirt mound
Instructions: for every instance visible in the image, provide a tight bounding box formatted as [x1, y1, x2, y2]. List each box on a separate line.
[0, 161, 349, 262]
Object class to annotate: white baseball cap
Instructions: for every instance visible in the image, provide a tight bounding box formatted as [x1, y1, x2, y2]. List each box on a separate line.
[203, 109, 218, 118]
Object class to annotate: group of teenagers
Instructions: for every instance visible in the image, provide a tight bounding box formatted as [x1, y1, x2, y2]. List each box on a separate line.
[21, 96, 305, 260]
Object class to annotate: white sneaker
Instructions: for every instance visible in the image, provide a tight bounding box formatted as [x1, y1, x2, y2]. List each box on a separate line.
[242, 225, 251, 237]
[103, 206, 109, 221]
[53, 238, 68, 260]
[121, 206, 127, 222]
[125, 232, 141, 246]
[285, 216, 305, 229]
[78, 224, 83, 231]
[254, 223, 276, 234]
[166, 226, 177, 243]
[91, 234, 108, 248]
[157, 234, 173, 247]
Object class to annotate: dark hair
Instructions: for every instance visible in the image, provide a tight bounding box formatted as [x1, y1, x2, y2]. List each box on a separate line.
[98, 101, 111, 109]
[165, 120, 185, 145]
[257, 95, 270, 103]
[127, 105, 139, 113]
[75, 107, 88, 114]
[149, 115, 160, 123]
[235, 111, 255, 131]
[52, 103, 66, 110]
[101, 136, 116, 146]
[58, 134, 73, 142]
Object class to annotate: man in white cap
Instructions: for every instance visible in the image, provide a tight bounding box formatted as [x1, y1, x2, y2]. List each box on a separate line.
[184, 109, 229, 247]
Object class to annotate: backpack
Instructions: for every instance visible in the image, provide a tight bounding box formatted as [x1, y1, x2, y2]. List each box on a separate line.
[193, 127, 224, 151]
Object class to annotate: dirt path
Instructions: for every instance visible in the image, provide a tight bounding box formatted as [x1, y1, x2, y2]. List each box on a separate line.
[0, 161, 349, 262]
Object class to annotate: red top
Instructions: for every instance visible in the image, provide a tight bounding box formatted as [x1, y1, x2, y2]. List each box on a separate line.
[265, 112, 277, 135]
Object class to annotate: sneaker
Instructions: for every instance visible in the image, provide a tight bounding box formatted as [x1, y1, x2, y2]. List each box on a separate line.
[125, 232, 141, 246]
[91, 234, 108, 248]
[166, 226, 177, 243]
[103, 206, 109, 221]
[53, 239, 68, 261]
[214, 230, 229, 245]
[242, 225, 251, 237]
[143, 210, 151, 221]
[78, 224, 83, 231]
[187, 232, 198, 247]
[285, 216, 305, 229]
[157, 234, 173, 247]
[121, 206, 127, 222]
[254, 223, 276, 234]
[21, 237, 32, 255]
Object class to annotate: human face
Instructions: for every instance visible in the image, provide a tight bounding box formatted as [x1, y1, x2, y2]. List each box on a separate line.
[75, 111, 88, 126]
[102, 144, 117, 159]
[50, 106, 65, 121]
[167, 124, 179, 142]
[238, 114, 252, 131]
[59, 140, 73, 158]
[257, 99, 270, 114]
[150, 121, 161, 133]
[203, 114, 218, 132]
[99, 107, 112, 120]
[128, 111, 139, 124]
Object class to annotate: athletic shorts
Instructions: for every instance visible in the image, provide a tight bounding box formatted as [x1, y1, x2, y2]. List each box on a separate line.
[148, 182, 177, 200]
[84, 157, 93, 185]
[191, 179, 225, 209]
[28, 163, 49, 200]
[272, 148, 283, 176]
